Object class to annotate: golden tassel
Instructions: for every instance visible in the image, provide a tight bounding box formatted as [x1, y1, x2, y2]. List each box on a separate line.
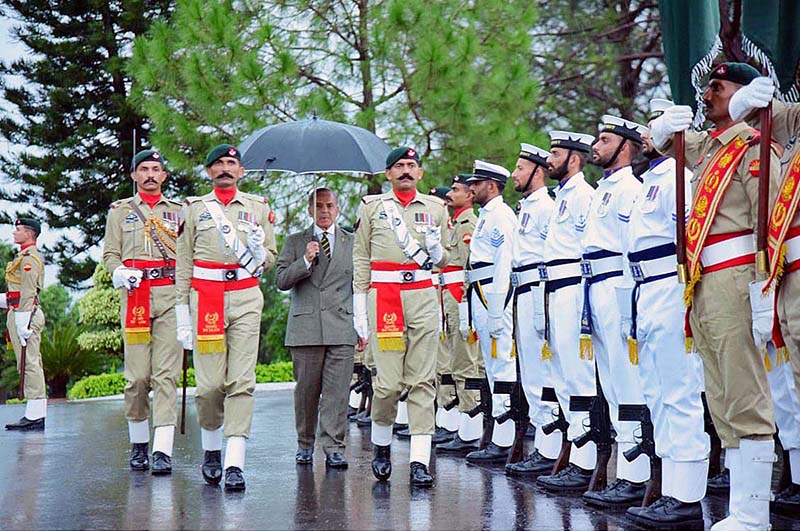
[491, 338, 498, 359]
[767, 245, 788, 293]
[541, 340, 553, 360]
[779, 346, 790, 364]
[125, 330, 152, 345]
[378, 336, 405, 351]
[628, 336, 639, 365]
[763, 349, 772, 372]
[579, 334, 593, 360]
[683, 268, 701, 307]
[467, 329, 477, 344]
[510, 340, 517, 359]
[685, 337, 694, 354]
[197, 339, 226, 354]
[440, 331, 447, 342]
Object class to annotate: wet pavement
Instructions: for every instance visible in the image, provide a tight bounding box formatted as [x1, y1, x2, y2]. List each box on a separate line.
[1, 391, 798, 531]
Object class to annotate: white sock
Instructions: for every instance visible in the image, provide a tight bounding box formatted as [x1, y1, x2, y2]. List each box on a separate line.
[349, 389, 361, 409]
[152, 425, 175, 457]
[223, 436, 246, 470]
[201, 426, 223, 451]
[491, 419, 515, 447]
[458, 413, 482, 442]
[435, 407, 446, 428]
[790, 448, 800, 484]
[128, 419, 150, 444]
[535, 425, 562, 460]
[410, 434, 432, 465]
[395, 400, 408, 425]
[25, 398, 47, 420]
[371, 421, 393, 446]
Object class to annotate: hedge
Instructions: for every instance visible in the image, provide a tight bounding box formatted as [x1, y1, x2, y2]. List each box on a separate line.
[67, 361, 294, 400]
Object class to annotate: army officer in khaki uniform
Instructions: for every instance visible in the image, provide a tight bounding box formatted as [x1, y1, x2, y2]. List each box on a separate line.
[176, 144, 277, 491]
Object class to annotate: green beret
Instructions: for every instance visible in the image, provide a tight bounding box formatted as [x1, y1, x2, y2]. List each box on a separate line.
[709, 62, 760, 86]
[429, 186, 451, 199]
[205, 144, 241, 167]
[453, 173, 475, 186]
[131, 149, 165, 171]
[15, 217, 41, 236]
[385, 146, 420, 169]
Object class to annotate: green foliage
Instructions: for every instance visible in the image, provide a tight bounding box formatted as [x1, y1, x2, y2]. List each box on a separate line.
[255, 361, 294, 383]
[78, 263, 123, 357]
[42, 321, 105, 398]
[38, 284, 74, 328]
[259, 266, 290, 364]
[76, 329, 123, 355]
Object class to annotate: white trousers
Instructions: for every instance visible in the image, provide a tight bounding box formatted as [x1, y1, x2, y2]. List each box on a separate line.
[515, 285, 552, 428]
[767, 343, 800, 453]
[470, 289, 515, 418]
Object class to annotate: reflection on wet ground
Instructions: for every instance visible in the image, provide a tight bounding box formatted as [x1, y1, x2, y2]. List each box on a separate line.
[1, 391, 797, 530]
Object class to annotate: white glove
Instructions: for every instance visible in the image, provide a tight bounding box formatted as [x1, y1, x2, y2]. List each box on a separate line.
[0, 293, 6, 310]
[248, 224, 267, 265]
[175, 304, 193, 351]
[457, 301, 470, 341]
[112, 266, 143, 290]
[749, 280, 774, 350]
[650, 104, 693, 149]
[425, 226, 443, 264]
[353, 293, 369, 341]
[615, 286, 634, 344]
[486, 293, 506, 339]
[729, 76, 775, 121]
[15, 310, 32, 347]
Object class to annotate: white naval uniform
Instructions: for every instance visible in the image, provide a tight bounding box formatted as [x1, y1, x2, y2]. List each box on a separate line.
[512, 186, 561, 460]
[767, 342, 800, 488]
[469, 195, 517, 447]
[580, 164, 649, 483]
[624, 157, 709, 502]
[542, 171, 597, 470]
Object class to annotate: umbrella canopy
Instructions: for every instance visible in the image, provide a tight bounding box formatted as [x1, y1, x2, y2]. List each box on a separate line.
[239, 116, 391, 174]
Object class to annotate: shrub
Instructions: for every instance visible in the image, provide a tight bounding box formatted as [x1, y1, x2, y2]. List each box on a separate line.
[255, 361, 294, 383]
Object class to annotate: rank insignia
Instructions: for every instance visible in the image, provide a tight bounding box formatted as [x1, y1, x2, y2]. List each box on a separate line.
[198, 211, 212, 222]
[490, 227, 504, 248]
[125, 213, 138, 224]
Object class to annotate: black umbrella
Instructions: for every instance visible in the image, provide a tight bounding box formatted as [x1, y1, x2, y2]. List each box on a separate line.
[238, 115, 391, 174]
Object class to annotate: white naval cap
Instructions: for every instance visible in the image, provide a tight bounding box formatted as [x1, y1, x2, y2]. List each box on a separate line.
[549, 131, 595, 154]
[600, 114, 647, 144]
[519, 143, 550, 167]
[466, 160, 510, 184]
[648, 98, 673, 121]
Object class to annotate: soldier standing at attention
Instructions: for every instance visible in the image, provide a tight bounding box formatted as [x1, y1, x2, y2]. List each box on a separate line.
[176, 144, 277, 491]
[103, 149, 182, 473]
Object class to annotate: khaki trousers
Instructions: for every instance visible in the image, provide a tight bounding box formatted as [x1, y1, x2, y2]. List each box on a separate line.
[777, 270, 800, 399]
[435, 287, 456, 407]
[690, 264, 775, 448]
[291, 345, 354, 453]
[368, 286, 437, 436]
[120, 285, 182, 426]
[191, 285, 263, 438]
[7, 308, 46, 400]
[442, 288, 483, 413]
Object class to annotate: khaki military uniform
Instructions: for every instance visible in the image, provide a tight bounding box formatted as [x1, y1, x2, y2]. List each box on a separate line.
[5, 246, 45, 400]
[665, 122, 781, 448]
[176, 190, 277, 438]
[353, 190, 450, 435]
[103, 195, 182, 428]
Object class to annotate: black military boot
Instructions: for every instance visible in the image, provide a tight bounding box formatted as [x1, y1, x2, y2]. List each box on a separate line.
[537, 463, 593, 492]
[202, 450, 223, 485]
[626, 496, 704, 529]
[409, 462, 434, 487]
[435, 435, 479, 456]
[372, 445, 392, 481]
[505, 449, 556, 477]
[356, 411, 372, 427]
[583, 478, 646, 508]
[224, 467, 245, 491]
[151, 451, 172, 475]
[431, 426, 456, 445]
[395, 427, 411, 439]
[772, 483, 800, 515]
[5, 416, 44, 431]
[129, 443, 150, 471]
[465, 442, 510, 464]
[707, 468, 730, 492]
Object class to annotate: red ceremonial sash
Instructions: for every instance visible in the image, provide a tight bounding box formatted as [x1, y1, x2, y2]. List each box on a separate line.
[191, 261, 259, 354]
[370, 261, 433, 351]
[684, 133, 758, 306]
[764, 149, 800, 292]
[122, 259, 174, 345]
[440, 265, 465, 302]
[6, 291, 20, 309]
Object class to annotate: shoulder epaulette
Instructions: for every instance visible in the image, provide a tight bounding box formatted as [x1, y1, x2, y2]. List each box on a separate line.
[420, 194, 445, 206]
[165, 197, 182, 206]
[361, 194, 381, 204]
[110, 197, 132, 210]
[184, 196, 201, 205]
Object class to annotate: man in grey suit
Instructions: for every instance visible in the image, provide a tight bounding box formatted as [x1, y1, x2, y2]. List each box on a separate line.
[276, 188, 356, 469]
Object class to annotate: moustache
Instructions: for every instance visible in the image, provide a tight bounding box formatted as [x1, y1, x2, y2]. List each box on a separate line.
[398, 173, 414, 181]
[144, 177, 158, 184]
[216, 172, 234, 179]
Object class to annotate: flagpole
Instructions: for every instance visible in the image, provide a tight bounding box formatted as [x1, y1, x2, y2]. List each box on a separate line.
[756, 83, 772, 276]
[675, 131, 688, 284]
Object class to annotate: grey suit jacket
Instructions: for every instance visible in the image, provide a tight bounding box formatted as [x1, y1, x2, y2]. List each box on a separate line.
[275, 225, 357, 347]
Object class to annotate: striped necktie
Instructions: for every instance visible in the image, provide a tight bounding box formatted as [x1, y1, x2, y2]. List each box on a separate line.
[320, 232, 331, 259]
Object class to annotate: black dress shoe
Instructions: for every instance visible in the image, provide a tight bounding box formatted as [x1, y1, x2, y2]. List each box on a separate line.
[432, 426, 456, 445]
[325, 452, 348, 469]
[583, 478, 646, 508]
[505, 450, 556, 476]
[465, 442, 510, 464]
[224, 466, 245, 491]
[372, 444, 392, 481]
[5, 416, 44, 431]
[393, 423, 408, 432]
[409, 462, 434, 487]
[130, 443, 150, 471]
[151, 451, 172, 475]
[772, 483, 800, 515]
[395, 427, 411, 439]
[707, 469, 730, 492]
[626, 496, 704, 529]
[537, 463, 593, 492]
[436, 435, 479, 456]
[356, 412, 372, 427]
[347, 406, 358, 418]
[295, 448, 313, 464]
[202, 450, 222, 485]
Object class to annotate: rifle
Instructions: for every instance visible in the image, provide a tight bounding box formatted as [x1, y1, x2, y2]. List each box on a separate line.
[541, 386, 571, 474]
[180, 348, 190, 434]
[494, 359, 530, 465]
[702, 392, 723, 478]
[465, 376, 493, 449]
[572, 373, 613, 492]
[440, 373, 459, 411]
[620, 404, 661, 506]
[18, 290, 40, 398]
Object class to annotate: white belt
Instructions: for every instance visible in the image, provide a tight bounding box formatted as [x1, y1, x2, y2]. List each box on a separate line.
[580, 255, 623, 278]
[629, 254, 676, 282]
[432, 273, 441, 286]
[541, 262, 582, 281]
[700, 234, 754, 268]
[193, 265, 252, 281]
[370, 270, 433, 284]
[785, 234, 800, 263]
[466, 265, 493, 284]
[511, 269, 541, 287]
[440, 270, 465, 285]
